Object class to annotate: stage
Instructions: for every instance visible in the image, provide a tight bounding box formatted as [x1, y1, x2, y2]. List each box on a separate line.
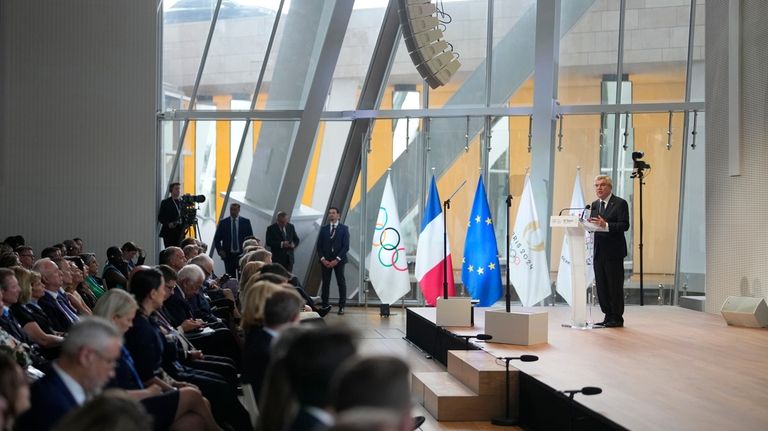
[405, 305, 768, 430]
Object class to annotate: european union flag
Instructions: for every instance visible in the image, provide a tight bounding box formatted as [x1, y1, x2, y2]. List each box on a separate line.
[462, 176, 503, 306]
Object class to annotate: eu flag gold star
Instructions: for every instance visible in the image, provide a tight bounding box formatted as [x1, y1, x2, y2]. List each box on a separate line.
[488, 263, 496, 270]
[485, 217, 492, 225]
[468, 265, 474, 272]
[477, 267, 484, 275]
[475, 215, 481, 223]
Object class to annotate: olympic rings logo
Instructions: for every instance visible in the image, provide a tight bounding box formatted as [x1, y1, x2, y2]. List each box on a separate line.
[373, 207, 408, 272]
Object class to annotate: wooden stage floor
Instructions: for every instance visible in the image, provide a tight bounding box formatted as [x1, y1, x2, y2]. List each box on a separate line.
[407, 305, 768, 431]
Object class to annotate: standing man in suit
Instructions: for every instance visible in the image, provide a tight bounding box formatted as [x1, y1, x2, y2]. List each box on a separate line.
[158, 182, 184, 248]
[317, 207, 350, 315]
[17, 317, 123, 431]
[588, 175, 630, 328]
[213, 203, 254, 277]
[265, 211, 300, 272]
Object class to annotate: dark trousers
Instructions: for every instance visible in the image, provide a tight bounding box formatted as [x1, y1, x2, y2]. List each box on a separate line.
[594, 254, 625, 323]
[172, 367, 252, 431]
[321, 262, 346, 307]
[223, 252, 241, 278]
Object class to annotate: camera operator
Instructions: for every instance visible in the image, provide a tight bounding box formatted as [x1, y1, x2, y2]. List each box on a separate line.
[158, 182, 184, 248]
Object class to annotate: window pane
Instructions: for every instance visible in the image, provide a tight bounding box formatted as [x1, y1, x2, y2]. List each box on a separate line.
[491, 0, 537, 106]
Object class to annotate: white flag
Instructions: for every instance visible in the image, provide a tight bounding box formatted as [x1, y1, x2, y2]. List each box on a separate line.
[368, 174, 411, 304]
[509, 175, 551, 306]
[555, 172, 595, 304]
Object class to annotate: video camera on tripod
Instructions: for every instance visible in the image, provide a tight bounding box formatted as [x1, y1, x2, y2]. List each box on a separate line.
[179, 193, 206, 230]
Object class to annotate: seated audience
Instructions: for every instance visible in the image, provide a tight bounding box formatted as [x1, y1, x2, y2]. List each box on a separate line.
[124, 268, 251, 431]
[102, 247, 128, 290]
[10, 266, 63, 354]
[94, 289, 221, 431]
[63, 258, 95, 313]
[17, 317, 123, 431]
[33, 258, 80, 332]
[14, 246, 34, 270]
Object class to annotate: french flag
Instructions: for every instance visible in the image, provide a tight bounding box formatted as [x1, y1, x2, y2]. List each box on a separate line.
[415, 176, 456, 306]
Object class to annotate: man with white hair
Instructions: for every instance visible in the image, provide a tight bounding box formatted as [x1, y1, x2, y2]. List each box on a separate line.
[33, 258, 79, 332]
[18, 317, 122, 430]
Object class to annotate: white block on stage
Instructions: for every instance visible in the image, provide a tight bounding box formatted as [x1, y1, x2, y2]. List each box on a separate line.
[485, 309, 548, 345]
[436, 297, 473, 327]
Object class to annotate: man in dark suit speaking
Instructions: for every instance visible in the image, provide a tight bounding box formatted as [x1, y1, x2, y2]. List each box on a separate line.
[265, 211, 300, 272]
[588, 175, 630, 328]
[317, 207, 349, 315]
[213, 203, 254, 277]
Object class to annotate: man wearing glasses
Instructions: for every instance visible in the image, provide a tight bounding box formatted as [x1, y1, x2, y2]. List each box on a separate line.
[18, 317, 123, 431]
[15, 246, 34, 269]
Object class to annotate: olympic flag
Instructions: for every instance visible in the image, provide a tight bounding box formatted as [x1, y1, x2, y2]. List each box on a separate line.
[509, 175, 551, 306]
[556, 171, 595, 304]
[368, 174, 411, 305]
[415, 176, 455, 306]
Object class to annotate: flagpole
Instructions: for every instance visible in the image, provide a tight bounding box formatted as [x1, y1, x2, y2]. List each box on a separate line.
[443, 180, 467, 299]
[505, 192, 513, 312]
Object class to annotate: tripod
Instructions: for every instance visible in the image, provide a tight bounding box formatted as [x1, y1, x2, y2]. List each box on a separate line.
[630, 152, 650, 305]
[182, 220, 201, 241]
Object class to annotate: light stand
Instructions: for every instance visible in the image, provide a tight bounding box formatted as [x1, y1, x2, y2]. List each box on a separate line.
[455, 333, 492, 350]
[561, 386, 602, 431]
[505, 193, 513, 312]
[630, 151, 650, 306]
[491, 355, 539, 426]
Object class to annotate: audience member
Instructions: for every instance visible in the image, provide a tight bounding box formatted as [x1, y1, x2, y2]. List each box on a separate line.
[17, 317, 123, 430]
[102, 246, 128, 290]
[10, 266, 63, 354]
[283, 325, 358, 431]
[33, 258, 79, 332]
[242, 289, 302, 404]
[52, 392, 153, 431]
[79, 253, 106, 299]
[0, 352, 30, 431]
[56, 258, 91, 316]
[14, 246, 34, 270]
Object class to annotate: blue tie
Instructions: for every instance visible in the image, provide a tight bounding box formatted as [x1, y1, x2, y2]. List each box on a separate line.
[56, 294, 79, 322]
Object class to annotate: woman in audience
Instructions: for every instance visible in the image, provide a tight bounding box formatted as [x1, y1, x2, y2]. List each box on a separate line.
[238, 261, 264, 302]
[102, 246, 128, 290]
[67, 257, 97, 310]
[125, 268, 252, 431]
[240, 281, 283, 330]
[10, 267, 63, 353]
[57, 258, 91, 315]
[0, 352, 30, 431]
[94, 289, 222, 431]
[80, 253, 106, 299]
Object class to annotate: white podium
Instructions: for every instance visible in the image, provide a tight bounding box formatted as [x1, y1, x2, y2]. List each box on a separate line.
[550, 215, 604, 328]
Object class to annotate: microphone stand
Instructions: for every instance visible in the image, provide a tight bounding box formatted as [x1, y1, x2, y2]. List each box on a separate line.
[505, 193, 513, 312]
[443, 180, 467, 299]
[631, 165, 648, 306]
[491, 355, 539, 426]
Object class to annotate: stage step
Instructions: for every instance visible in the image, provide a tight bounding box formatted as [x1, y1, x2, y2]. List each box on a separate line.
[412, 371, 507, 421]
[447, 350, 510, 396]
[679, 295, 705, 312]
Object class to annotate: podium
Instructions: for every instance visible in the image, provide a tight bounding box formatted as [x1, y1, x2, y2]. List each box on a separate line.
[550, 215, 604, 328]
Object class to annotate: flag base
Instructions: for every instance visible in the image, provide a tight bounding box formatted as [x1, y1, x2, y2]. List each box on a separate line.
[560, 322, 605, 330]
[485, 309, 548, 345]
[491, 416, 518, 427]
[436, 297, 473, 327]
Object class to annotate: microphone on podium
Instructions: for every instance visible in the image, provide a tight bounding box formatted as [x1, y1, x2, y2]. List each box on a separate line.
[558, 204, 591, 217]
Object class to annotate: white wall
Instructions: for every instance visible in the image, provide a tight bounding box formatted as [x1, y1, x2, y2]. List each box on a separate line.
[705, 0, 768, 312]
[0, 0, 158, 262]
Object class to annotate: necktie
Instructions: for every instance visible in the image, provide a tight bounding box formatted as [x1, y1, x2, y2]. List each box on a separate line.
[231, 217, 239, 252]
[56, 294, 79, 322]
[330, 224, 336, 239]
[600, 200, 606, 215]
[1, 310, 24, 341]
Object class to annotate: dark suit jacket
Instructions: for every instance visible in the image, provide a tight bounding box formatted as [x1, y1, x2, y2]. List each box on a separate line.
[213, 216, 254, 255]
[158, 197, 183, 242]
[242, 328, 273, 403]
[163, 287, 194, 328]
[590, 195, 630, 259]
[265, 222, 300, 267]
[38, 291, 73, 333]
[317, 223, 350, 264]
[17, 368, 79, 431]
[287, 408, 329, 431]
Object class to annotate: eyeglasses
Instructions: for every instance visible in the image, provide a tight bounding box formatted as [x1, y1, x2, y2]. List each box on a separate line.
[19, 254, 34, 258]
[90, 349, 119, 367]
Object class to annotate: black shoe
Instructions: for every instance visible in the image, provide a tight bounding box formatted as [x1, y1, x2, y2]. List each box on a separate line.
[412, 415, 426, 429]
[604, 320, 623, 328]
[337, 306, 345, 315]
[316, 305, 332, 317]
